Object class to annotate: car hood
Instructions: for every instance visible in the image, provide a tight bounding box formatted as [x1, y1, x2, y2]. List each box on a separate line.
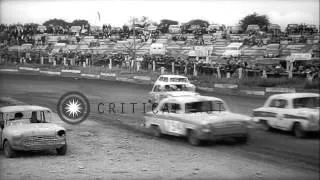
[165, 91, 199, 97]
[4, 123, 65, 136]
[265, 49, 279, 53]
[185, 111, 251, 125]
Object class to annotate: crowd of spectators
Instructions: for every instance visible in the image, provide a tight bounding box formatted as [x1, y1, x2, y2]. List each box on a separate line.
[0, 22, 319, 79]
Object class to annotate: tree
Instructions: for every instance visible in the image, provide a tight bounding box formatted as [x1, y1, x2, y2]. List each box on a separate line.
[129, 16, 153, 28]
[70, 19, 90, 27]
[158, 19, 179, 33]
[43, 18, 69, 28]
[187, 19, 209, 28]
[239, 12, 270, 32]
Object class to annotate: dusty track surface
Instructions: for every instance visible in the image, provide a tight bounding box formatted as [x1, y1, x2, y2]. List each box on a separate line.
[0, 73, 319, 180]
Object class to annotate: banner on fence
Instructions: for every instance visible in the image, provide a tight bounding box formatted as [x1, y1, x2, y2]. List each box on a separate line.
[265, 87, 296, 93]
[19, 67, 40, 71]
[80, 74, 100, 79]
[133, 76, 151, 81]
[100, 73, 116, 77]
[61, 69, 81, 73]
[39, 71, 61, 75]
[0, 69, 19, 72]
[214, 84, 238, 89]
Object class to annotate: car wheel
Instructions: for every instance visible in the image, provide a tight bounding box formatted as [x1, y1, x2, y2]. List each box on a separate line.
[187, 130, 201, 146]
[234, 135, 249, 144]
[151, 125, 162, 138]
[293, 123, 306, 138]
[57, 144, 67, 155]
[4, 141, 17, 158]
[261, 120, 271, 131]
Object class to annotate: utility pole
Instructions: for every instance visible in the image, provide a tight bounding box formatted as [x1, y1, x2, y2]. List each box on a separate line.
[132, 17, 136, 62]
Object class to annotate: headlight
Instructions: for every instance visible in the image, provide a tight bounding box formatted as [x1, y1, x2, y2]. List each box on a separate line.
[200, 124, 211, 132]
[57, 130, 66, 137]
[12, 134, 23, 141]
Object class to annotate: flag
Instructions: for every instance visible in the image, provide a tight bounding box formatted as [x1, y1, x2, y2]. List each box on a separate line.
[97, 12, 100, 21]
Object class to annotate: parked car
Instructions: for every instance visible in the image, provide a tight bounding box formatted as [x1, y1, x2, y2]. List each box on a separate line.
[222, 42, 243, 58]
[144, 95, 251, 145]
[0, 105, 67, 158]
[264, 44, 282, 58]
[252, 93, 319, 138]
[168, 25, 181, 34]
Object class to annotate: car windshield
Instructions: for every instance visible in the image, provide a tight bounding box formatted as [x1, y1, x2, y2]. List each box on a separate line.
[170, 78, 188, 82]
[163, 84, 194, 92]
[293, 97, 320, 109]
[226, 47, 238, 51]
[6, 110, 52, 124]
[185, 100, 226, 113]
[267, 45, 279, 50]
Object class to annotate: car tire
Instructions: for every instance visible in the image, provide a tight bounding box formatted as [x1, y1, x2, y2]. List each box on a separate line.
[57, 144, 67, 155]
[261, 120, 271, 131]
[151, 125, 162, 138]
[234, 135, 249, 144]
[4, 141, 17, 158]
[187, 130, 202, 146]
[293, 123, 306, 138]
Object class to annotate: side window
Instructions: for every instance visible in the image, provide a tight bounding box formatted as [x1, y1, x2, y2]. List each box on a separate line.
[269, 99, 288, 108]
[153, 85, 160, 92]
[160, 103, 169, 112]
[160, 103, 181, 113]
[163, 77, 168, 82]
[170, 103, 181, 113]
[0, 112, 3, 128]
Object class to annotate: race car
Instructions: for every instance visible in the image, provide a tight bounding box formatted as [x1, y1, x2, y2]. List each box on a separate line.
[252, 93, 320, 138]
[144, 95, 251, 146]
[0, 105, 67, 158]
[148, 80, 197, 105]
[155, 75, 190, 84]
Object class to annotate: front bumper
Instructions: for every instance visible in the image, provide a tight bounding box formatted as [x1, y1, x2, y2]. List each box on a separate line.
[12, 137, 66, 151]
[196, 125, 249, 140]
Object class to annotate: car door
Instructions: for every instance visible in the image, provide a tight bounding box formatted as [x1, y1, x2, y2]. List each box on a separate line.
[269, 99, 289, 130]
[149, 85, 160, 103]
[160, 103, 185, 136]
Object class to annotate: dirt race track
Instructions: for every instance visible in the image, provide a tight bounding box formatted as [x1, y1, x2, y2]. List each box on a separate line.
[0, 73, 319, 180]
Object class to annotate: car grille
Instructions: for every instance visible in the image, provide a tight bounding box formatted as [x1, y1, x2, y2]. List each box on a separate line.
[22, 135, 61, 146]
[212, 121, 245, 135]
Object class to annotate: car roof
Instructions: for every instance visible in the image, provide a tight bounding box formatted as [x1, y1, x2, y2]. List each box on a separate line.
[154, 81, 191, 86]
[0, 105, 51, 113]
[158, 75, 188, 79]
[162, 95, 223, 104]
[269, 93, 319, 100]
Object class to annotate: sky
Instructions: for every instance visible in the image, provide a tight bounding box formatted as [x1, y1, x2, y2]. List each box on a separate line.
[0, 0, 319, 29]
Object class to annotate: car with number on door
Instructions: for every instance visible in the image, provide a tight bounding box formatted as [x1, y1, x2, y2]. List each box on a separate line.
[144, 95, 251, 145]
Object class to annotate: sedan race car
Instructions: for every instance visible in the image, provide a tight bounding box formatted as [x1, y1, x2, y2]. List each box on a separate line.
[0, 105, 67, 158]
[149, 75, 197, 104]
[252, 93, 319, 138]
[144, 95, 251, 145]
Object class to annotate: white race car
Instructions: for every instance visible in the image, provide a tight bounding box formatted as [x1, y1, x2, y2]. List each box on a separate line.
[252, 93, 320, 138]
[149, 75, 197, 104]
[144, 95, 251, 145]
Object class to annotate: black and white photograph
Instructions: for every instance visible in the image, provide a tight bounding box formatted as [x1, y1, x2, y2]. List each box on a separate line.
[0, 0, 319, 179]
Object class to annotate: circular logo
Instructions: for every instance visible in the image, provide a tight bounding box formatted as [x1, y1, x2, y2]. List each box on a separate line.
[57, 91, 90, 124]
